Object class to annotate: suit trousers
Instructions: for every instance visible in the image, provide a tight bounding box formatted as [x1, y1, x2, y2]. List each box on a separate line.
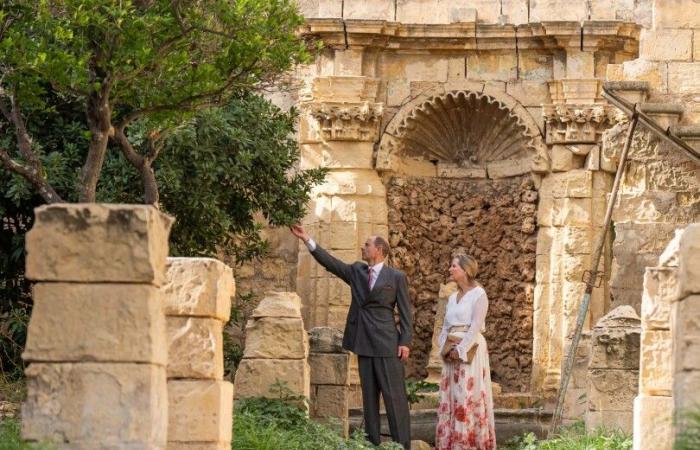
[358, 355, 411, 449]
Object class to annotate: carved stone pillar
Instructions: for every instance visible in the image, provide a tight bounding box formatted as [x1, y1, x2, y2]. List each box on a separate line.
[297, 76, 386, 330]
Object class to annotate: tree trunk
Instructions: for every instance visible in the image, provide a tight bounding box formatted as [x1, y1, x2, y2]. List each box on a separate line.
[79, 72, 112, 202]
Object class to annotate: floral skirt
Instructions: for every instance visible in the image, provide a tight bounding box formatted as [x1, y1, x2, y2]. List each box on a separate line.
[435, 334, 496, 450]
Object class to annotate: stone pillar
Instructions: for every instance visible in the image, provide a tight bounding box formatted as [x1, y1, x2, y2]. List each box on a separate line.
[234, 292, 310, 405]
[163, 258, 235, 450]
[536, 169, 613, 393]
[308, 327, 350, 436]
[584, 305, 640, 433]
[672, 224, 700, 437]
[425, 283, 457, 384]
[632, 231, 678, 450]
[296, 76, 386, 331]
[22, 204, 172, 449]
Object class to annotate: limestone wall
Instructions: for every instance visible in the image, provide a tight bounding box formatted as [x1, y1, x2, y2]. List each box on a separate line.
[386, 175, 537, 390]
[22, 204, 173, 449]
[605, 0, 700, 312]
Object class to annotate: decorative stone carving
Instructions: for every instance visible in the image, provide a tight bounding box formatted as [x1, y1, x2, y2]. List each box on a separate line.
[543, 104, 619, 144]
[306, 101, 383, 142]
[377, 87, 549, 174]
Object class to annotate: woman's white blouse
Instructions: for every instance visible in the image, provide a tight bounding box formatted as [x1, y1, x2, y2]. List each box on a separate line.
[437, 286, 489, 362]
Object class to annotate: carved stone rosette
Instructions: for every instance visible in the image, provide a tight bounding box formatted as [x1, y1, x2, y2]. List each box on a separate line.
[543, 104, 620, 144]
[306, 101, 383, 142]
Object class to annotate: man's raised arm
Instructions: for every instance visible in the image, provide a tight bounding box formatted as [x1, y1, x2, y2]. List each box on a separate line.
[290, 224, 353, 284]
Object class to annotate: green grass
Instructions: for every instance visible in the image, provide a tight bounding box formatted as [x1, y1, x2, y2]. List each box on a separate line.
[0, 418, 54, 450]
[503, 422, 632, 450]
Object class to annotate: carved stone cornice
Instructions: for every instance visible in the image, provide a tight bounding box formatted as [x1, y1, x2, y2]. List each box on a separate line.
[305, 101, 383, 142]
[543, 104, 622, 144]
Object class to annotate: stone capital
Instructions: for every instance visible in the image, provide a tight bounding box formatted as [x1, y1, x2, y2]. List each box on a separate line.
[543, 104, 619, 144]
[305, 100, 383, 142]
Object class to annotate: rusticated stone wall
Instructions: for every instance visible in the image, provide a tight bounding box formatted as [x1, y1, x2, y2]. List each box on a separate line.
[386, 175, 537, 392]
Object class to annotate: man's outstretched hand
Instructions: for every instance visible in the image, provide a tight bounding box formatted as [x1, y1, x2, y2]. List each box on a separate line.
[398, 345, 410, 362]
[290, 224, 310, 242]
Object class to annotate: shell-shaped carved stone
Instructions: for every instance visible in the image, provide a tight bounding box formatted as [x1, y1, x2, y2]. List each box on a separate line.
[395, 91, 535, 167]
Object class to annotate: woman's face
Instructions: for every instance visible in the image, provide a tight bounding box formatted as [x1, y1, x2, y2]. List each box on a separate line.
[448, 258, 466, 282]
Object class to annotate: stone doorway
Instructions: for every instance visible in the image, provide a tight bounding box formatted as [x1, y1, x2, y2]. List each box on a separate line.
[376, 87, 547, 392]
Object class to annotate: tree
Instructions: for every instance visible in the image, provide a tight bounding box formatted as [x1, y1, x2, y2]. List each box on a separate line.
[0, 0, 311, 204]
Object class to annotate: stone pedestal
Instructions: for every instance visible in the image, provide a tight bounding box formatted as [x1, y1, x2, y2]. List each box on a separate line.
[584, 306, 640, 433]
[164, 257, 235, 450]
[234, 292, 311, 405]
[309, 327, 350, 436]
[22, 204, 173, 449]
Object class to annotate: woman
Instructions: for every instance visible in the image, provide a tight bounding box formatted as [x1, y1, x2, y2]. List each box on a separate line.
[435, 254, 496, 450]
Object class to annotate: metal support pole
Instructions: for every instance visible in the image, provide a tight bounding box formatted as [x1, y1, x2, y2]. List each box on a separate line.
[547, 109, 640, 436]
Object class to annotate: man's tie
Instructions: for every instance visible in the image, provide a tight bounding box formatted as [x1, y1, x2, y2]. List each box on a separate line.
[368, 267, 374, 290]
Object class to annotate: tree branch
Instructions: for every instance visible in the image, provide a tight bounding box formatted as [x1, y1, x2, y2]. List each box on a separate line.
[112, 125, 159, 205]
[0, 147, 63, 203]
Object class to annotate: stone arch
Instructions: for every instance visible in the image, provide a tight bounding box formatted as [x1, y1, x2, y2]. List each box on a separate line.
[376, 83, 549, 176]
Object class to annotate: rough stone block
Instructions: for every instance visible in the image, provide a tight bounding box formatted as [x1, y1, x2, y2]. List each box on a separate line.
[164, 258, 234, 321]
[22, 363, 167, 447]
[167, 317, 223, 379]
[587, 369, 638, 412]
[589, 328, 641, 371]
[640, 330, 672, 396]
[641, 267, 677, 330]
[679, 225, 700, 297]
[588, 0, 635, 20]
[467, 53, 518, 81]
[334, 48, 363, 76]
[551, 145, 584, 172]
[396, 0, 479, 24]
[310, 353, 350, 385]
[485, 157, 530, 179]
[168, 380, 233, 443]
[234, 359, 310, 400]
[505, 81, 550, 107]
[243, 317, 309, 359]
[619, 59, 668, 93]
[585, 410, 633, 434]
[529, 0, 587, 21]
[553, 198, 592, 227]
[654, 0, 700, 29]
[26, 204, 172, 285]
[563, 227, 593, 255]
[309, 327, 345, 353]
[566, 51, 595, 79]
[633, 395, 674, 450]
[501, 0, 529, 24]
[640, 29, 693, 61]
[674, 369, 700, 414]
[23, 283, 166, 365]
[668, 62, 700, 95]
[343, 0, 394, 20]
[312, 385, 349, 418]
[250, 291, 302, 318]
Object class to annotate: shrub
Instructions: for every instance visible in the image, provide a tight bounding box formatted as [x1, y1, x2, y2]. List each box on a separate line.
[0, 418, 54, 449]
[675, 405, 700, 450]
[503, 422, 632, 450]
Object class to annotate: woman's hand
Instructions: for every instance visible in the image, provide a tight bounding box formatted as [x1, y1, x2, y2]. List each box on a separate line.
[447, 348, 460, 362]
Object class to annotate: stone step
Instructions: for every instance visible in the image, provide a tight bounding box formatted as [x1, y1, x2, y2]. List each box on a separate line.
[349, 406, 553, 446]
[603, 81, 650, 104]
[639, 102, 684, 129]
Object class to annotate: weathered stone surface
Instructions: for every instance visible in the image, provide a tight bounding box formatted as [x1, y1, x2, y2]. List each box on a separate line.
[251, 291, 303, 318]
[529, 0, 587, 21]
[234, 359, 310, 400]
[388, 176, 535, 388]
[164, 258, 234, 321]
[309, 327, 345, 353]
[668, 62, 700, 95]
[22, 363, 167, 447]
[168, 380, 233, 443]
[312, 384, 348, 418]
[343, 0, 394, 20]
[167, 317, 223, 380]
[588, 369, 638, 412]
[633, 395, 674, 450]
[640, 330, 672, 396]
[167, 443, 230, 450]
[679, 224, 700, 297]
[395, 0, 478, 24]
[26, 204, 172, 285]
[673, 369, 700, 414]
[297, 0, 343, 18]
[585, 410, 633, 434]
[501, 0, 529, 24]
[23, 283, 166, 365]
[590, 328, 640, 370]
[243, 317, 309, 359]
[539, 170, 593, 199]
[411, 441, 433, 450]
[654, 0, 700, 29]
[640, 29, 693, 61]
[310, 353, 349, 385]
[641, 267, 677, 330]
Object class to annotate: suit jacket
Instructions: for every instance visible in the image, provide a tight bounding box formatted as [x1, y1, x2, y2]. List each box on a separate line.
[310, 244, 413, 357]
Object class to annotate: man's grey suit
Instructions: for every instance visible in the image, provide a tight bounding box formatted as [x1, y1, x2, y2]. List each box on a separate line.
[309, 244, 412, 449]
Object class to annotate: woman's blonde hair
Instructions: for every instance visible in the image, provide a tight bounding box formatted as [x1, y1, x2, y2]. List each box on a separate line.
[453, 253, 479, 283]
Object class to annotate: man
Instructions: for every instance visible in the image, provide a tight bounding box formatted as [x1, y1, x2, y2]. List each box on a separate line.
[290, 224, 412, 449]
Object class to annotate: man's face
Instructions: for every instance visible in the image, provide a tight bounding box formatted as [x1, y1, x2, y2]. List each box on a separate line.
[361, 236, 381, 262]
